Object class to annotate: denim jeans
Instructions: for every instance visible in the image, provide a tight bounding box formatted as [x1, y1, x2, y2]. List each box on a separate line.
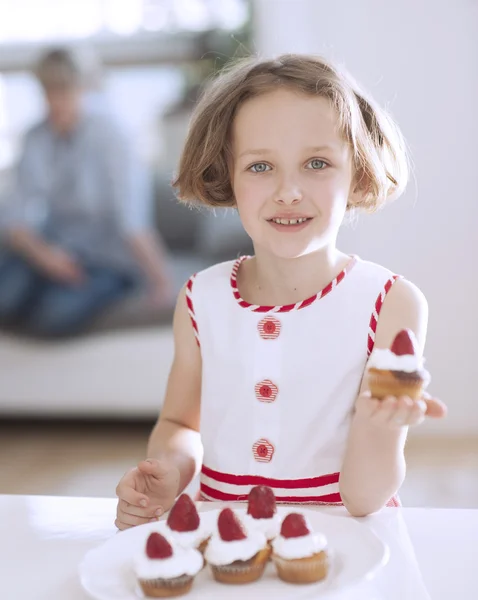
[0, 252, 136, 337]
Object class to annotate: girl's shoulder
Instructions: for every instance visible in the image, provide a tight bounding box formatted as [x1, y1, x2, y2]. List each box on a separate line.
[351, 256, 398, 279]
[187, 257, 239, 287]
[185, 258, 240, 328]
[186, 258, 241, 307]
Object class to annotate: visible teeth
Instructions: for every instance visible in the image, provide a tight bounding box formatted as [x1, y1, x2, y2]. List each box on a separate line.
[272, 217, 308, 225]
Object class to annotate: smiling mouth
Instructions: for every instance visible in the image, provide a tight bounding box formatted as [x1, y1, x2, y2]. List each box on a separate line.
[268, 217, 312, 225]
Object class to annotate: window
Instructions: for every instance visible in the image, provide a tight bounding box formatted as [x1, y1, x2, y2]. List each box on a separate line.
[0, 0, 249, 42]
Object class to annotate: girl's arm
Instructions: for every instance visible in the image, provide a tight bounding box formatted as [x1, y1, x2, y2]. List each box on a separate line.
[146, 283, 203, 494]
[115, 285, 202, 528]
[339, 278, 429, 517]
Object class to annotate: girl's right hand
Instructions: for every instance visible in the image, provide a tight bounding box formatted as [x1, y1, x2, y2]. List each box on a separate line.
[115, 459, 181, 530]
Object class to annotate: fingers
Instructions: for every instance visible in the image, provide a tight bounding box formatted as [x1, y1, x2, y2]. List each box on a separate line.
[116, 484, 149, 508]
[115, 519, 131, 531]
[116, 510, 156, 527]
[115, 513, 157, 530]
[115, 462, 179, 530]
[137, 458, 172, 479]
[115, 471, 149, 508]
[409, 400, 427, 426]
[115, 499, 165, 531]
[366, 389, 447, 429]
[372, 396, 425, 428]
[372, 396, 398, 425]
[117, 499, 163, 519]
[389, 396, 413, 426]
[391, 396, 426, 427]
[422, 393, 447, 418]
[115, 493, 166, 531]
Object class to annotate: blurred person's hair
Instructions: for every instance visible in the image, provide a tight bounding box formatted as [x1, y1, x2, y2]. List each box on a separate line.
[173, 54, 409, 213]
[34, 46, 102, 91]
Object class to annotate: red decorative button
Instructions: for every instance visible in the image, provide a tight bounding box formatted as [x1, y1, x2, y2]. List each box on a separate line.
[254, 379, 279, 403]
[252, 438, 275, 463]
[257, 316, 281, 340]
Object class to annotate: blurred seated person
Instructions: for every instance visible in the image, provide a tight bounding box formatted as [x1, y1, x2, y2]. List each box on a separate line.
[0, 47, 173, 338]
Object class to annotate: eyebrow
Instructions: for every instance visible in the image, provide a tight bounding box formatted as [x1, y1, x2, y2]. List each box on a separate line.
[238, 145, 339, 159]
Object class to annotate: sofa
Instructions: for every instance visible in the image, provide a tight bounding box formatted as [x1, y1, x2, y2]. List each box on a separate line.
[0, 175, 252, 418]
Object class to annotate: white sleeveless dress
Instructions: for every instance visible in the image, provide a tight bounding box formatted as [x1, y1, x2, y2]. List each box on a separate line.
[185, 255, 400, 506]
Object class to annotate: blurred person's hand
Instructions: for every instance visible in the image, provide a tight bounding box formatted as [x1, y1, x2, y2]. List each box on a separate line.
[115, 459, 180, 530]
[34, 246, 85, 285]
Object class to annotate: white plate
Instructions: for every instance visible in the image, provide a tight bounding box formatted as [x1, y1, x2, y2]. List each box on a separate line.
[79, 507, 389, 599]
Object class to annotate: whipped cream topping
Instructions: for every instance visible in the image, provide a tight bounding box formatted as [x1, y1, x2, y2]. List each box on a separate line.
[272, 531, 328, 560]
[163, 519, 211, 550]
[134, 544, 203, 580]
[205, 530, 267, 566]
[368, 348, 424, 372]
[242, 512, 281, 541]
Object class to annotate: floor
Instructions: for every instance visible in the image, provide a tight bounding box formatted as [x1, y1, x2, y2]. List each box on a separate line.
[0, 419, 477, 509]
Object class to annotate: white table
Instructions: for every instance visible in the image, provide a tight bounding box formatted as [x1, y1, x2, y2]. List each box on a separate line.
[0, 495, 476, 600]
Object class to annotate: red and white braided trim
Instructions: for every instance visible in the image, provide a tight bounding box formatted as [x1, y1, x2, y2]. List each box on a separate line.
[367, 275, 400, 356]
[230, 255, 357, 313]
[185, 275, 200, 347]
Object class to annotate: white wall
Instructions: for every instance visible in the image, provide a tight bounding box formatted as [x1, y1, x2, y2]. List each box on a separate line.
[253, 0, 478, 435]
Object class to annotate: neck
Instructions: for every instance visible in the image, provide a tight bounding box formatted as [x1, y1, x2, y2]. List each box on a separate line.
[241, 245, 351, 306]
[50, 114, 81, 136]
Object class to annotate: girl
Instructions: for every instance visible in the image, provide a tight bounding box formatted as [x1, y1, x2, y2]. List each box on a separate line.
[115, 54, 446, 526]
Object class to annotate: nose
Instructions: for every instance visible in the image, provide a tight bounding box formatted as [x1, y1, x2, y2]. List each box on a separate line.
[274, 175, 303, 205]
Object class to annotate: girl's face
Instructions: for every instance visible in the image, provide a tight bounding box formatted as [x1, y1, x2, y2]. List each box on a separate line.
[231, 89, 359, 259]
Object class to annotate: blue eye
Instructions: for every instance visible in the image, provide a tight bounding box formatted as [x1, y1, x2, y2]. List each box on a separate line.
[249, 163, 271, 173]
[308, 159, 327, 170]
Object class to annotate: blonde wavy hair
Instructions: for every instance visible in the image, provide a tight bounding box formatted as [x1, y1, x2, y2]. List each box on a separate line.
[173, 54, 409, 212]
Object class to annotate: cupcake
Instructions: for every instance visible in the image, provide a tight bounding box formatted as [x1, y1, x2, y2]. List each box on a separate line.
[243, 485, 281, 543]
[205, 507, 270, 584]
[134, 532, 203, 597]
[368, 329, 430, 400]
[163, 494, 211, 554]
[272, 513, 328, 584]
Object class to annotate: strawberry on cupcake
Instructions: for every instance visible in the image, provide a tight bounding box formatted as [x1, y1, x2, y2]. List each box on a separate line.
[368, 328, 430, 400]
[272, 513, 329, 584]
[243, 485, 281, 542]
[134, 531, 203, 597]
[164, 494, 211, 554]
[205, 507, 270, 584]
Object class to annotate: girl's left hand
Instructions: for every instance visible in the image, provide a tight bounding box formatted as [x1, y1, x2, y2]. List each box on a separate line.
[355, 391, 447, 429]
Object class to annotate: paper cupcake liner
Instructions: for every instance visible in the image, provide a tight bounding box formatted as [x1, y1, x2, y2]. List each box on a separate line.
[273, 552, 329, 584]
[138, 574, 194, 598]
[210, 547, 270, 584]
[368, 369, 428, 400]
